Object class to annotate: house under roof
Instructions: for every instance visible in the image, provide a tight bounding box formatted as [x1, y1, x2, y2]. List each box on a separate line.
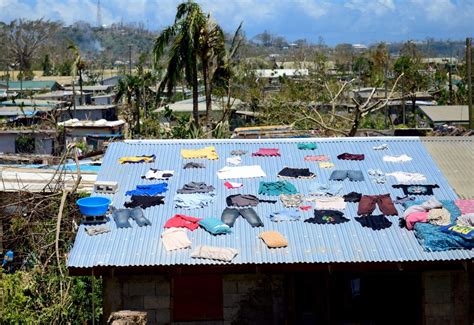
[68, 137, 473, 272]
[155, 96, 242, 113]
[419, 105, 470, 124]
[254, 69, 309, 78]
[0, 80, 63, 91]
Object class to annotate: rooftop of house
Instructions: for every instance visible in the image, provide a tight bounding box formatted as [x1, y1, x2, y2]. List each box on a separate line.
[0, 80, 63, 91]
[59, 119, 125, 128]
[67, 137, 473, 272]
[0, 99, 66, 108]
[0, 106, 53, 116]
[155, 96, 242, 113]
[58, 104, 117, 111]
[253, 69, 309, 78]
[419, 105, 469, 124]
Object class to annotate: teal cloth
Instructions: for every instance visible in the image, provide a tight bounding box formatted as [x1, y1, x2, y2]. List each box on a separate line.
[297, 143, 317, 150]
[258, 181, 298, 196]
[199, 218, 232, 235]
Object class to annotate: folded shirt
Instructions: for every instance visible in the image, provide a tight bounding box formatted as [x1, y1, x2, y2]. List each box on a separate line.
[277, 167, 315, 179]
[161, 228, 192, 251]
[309, 196, 346, 211]
[258, 181, 298, 196]
[191, 245, 238, 262]
[252, 148, 280, 157]
[181, 146, 219, 160]
[268, 209, 301, 222]
[118, 154, 156, 164]
[383, 154, 412, 163]
[386, 171, 427, 184]
[308, 182, 342, 196]
[177, 181, 215, 194]
[217, 165, 266, 179]
[259, 231, 288, 248]
[164, 214, 203, 231]
[142, 168, 174, 180]
[125, 183, 169, 196]
[174, 193, 215, 209]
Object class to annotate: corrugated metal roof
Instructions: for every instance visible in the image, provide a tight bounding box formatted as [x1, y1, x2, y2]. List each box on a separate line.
[421, 137, 474, 199]
[67, 137, 473, 269]
[419, 105, 469, 123]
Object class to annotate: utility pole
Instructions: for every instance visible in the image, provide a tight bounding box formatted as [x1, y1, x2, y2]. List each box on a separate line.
[128, 44, 132, 75]
[448, 63, 453, 104]
[384, 62, 388, 128]
[467, 37, 473, 129]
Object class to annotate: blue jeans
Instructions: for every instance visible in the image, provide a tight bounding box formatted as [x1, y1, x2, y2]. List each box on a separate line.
[330, 170, 364, 182]
[221, 207, 263, 227]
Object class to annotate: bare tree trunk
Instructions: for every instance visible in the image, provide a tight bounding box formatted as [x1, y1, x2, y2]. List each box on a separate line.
[348, 110, 362, 137]
[79, 70, 83, 105]
[202, 59, 212, 128]
[192, 63, 199, 126]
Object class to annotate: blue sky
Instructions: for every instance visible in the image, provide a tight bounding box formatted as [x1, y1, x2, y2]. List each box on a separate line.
[1, 0, 473, 45]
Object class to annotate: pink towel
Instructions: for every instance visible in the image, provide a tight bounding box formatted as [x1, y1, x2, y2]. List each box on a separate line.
[252, 148, 280, 157]
[406, 211, 428, 230]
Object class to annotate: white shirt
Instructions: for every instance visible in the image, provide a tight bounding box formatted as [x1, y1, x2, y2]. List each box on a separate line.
[217, 165, 266, 179]
[161, 228, 191, 251]
[143, 169, 174, 180]
[386, 171, 427, 184]
[383, 154, 413, 162]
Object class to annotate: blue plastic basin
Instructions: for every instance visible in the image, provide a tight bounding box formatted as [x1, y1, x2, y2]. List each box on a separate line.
[76, 196, 111, 216]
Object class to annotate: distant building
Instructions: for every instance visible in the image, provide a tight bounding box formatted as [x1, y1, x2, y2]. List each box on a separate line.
[100, 76, 123, 87]
[64, 85, 115, 94]
[91, 94, 116, 105]
[59, 119, 125, 150]
[254, 69, 309, 79]
[33, 90, 92, 106]
[352, 43, 368, 53]
[0, 80, 63, 92]
[419, 105, 470, 126]
[0, 129, 56, 155]
[59, 104, 118, 121]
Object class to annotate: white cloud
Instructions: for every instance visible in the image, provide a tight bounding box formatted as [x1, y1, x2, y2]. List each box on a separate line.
[345, 0, 396, 15]
[295, 0, 330, 18]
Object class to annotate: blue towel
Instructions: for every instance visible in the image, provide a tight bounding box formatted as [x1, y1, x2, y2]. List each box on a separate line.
[125, 183, 168, 196]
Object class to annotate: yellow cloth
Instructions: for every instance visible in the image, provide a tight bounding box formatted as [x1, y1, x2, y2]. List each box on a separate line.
[181, 146, 219, 160]
[118, 155, 155, 164]
[259, 231, 288, 248]
[319, 162, 335, 169]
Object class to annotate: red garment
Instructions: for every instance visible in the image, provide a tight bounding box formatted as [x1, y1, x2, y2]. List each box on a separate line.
[406, 211, 428, 230]
[252, 148, 280, 157]
[299, 205, 312, 211]
[164, 214, 203, 231]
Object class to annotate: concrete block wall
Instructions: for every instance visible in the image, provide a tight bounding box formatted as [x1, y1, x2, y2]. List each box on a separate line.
[103, 275, 171, 325]
[104, 273, 285, 325]
[222, 274, 285, 325]
[423, 271, 469, 325]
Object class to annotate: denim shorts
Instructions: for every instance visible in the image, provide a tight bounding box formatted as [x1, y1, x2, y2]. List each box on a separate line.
[329, 170, 364, 182]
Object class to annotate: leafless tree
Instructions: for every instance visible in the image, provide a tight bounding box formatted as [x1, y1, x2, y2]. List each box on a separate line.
[293, 74, 404, 136]
[1, 19, 61, 77]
